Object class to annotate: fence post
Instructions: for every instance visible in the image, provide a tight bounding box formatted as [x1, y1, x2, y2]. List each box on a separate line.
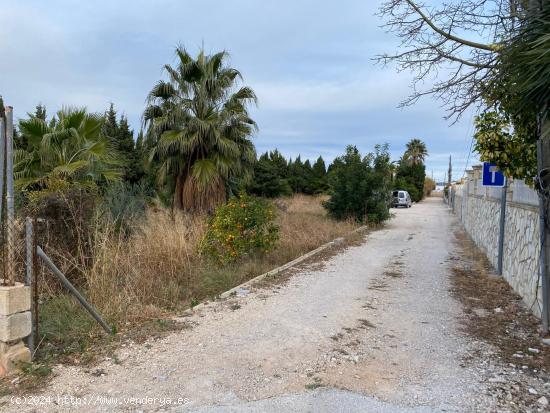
[0, 104, 33, 376]
[4, 107, 15, 286]
[0, 116, 4, 253]
[25, 218, 34, 357]
[32, 217, 39, 345]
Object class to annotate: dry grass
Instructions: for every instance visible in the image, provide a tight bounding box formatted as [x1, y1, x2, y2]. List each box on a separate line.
[196, 194, 360, 295]
[2, 195, 362, 393]
[85, 211, 206, 322]
[273, 194, 357, 263]
[47, 194, 359, 330]
[451, 229, 550, 371]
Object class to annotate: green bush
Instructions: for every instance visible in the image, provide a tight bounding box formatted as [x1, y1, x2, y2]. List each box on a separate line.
[394, 161, 425, 202]
[248, 156, 292, 198]
[99, 181, 154, 234]
[324, 145, 392, 223]
[200, 194, 279, 263]
[394, 179, 420, 203]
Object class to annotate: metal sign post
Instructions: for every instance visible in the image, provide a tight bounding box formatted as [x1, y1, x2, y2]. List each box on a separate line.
[482, 162, 506, 187]
[497, 181, 508, 275]
[482, 162, 507, 276]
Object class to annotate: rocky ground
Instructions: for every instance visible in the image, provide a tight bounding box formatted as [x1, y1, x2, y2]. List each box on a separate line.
[450, 228, 550, 412]
[1, 197, 548, 412]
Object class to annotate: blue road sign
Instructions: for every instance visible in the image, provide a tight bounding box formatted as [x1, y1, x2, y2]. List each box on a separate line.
[482, 162, 505, 187]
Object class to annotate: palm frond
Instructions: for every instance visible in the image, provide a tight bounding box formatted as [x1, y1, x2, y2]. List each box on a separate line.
[144, 47, 258, 211]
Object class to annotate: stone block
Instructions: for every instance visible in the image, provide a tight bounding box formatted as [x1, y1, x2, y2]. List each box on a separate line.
[0, 341, 31, 376]
[0, 283, 31, 316]
[0, 311, 31, 342]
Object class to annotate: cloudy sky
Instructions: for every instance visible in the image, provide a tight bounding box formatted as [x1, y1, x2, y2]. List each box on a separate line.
[0, 0, 479, 183]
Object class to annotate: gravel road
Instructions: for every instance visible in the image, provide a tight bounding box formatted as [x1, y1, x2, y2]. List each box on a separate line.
[9, 197, 500, 412]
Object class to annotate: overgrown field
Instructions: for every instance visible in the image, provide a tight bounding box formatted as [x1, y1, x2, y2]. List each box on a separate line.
[37, 194, 358, 362]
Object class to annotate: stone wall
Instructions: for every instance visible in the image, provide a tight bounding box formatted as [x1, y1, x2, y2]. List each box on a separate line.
[452, 167, 541, 317]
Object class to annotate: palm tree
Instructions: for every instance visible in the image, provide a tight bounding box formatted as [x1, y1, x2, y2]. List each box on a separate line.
[143, 47, 258, 212]
[404, 139, 428, 165]
[15, 108, 122, 188]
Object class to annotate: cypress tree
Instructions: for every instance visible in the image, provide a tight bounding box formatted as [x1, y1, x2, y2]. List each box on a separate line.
[118, 116, 144, 183]
[102, 103, 118, 146]
[135, 129, 144, 154]
[249, 152, 292, 197]
[302, 159, 314, 194]
[101, 104, 145, 184]
[117, 116, 135, 154]
[269, 149, 289, 178]
[312, 156, 328, 193]
[289, 155, 306, 193]
[35, 104, 47, 120]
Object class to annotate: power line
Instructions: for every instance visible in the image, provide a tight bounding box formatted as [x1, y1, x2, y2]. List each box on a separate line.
[460, 111, 476, 180]
[461, 136, 475, 179]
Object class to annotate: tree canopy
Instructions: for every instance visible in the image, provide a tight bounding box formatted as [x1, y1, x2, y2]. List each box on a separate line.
[324, 144, 392, 223]
[378, 0, 525, 118]
[144, 47, 257, 212]
[248, 150, 328, 197]
[404, 138, 428, 165]
[379, 0, 548, 182]
[15, 107, 122, 189]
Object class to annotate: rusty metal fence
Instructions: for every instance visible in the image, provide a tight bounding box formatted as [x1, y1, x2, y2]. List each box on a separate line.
[0, 106, 18, 287]
[0, 102, 112, 357]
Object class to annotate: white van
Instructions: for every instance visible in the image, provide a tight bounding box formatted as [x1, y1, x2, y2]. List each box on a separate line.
[392, 190, 412, 208]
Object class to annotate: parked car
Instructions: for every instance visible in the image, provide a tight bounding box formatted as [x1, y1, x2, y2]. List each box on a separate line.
[392, 190, 412, 208]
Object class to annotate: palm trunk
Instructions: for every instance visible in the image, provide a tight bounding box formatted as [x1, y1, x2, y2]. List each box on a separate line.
[174, 174, 185, 210]
[182, 174, 226, 213]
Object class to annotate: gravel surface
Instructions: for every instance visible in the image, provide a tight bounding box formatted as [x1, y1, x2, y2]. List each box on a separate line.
[4, 197, 503, 412]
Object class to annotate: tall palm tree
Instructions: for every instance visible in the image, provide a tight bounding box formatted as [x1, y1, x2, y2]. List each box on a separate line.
[404, 138, 428, 165]
[143, 47, 258, 212]
[15, 108, 122, 188]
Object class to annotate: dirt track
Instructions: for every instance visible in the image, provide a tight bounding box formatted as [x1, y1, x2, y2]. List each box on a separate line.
[6, 198, 504, 412]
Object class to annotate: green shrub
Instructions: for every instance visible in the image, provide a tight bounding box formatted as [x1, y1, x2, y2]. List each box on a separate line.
[248, 156, 292, 198]
[200, 195, 279, 263]
[394, 161, 425, 202]
[324, 145, 392, 223]
[394, 179, 420, 203]
[98, 181, 154, 234]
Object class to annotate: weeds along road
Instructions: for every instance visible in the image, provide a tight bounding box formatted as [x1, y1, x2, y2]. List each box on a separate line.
[12, 197, 498, 412]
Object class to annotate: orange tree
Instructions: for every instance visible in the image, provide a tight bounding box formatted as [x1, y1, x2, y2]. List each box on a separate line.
[199, 194, 279, 264]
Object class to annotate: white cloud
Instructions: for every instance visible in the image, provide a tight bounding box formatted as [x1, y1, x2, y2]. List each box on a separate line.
[252, 71, 412, 112]
[0, 0, 478, 178]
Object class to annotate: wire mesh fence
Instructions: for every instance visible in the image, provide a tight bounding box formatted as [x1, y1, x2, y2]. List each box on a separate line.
[0, 218, 28, 286]
[0, 105, 19, 287]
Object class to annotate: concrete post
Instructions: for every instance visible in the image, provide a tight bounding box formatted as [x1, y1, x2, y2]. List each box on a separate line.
[0, 283, 32, 375]
[4, 107, 15, 286]
[0, 105, 32, 374]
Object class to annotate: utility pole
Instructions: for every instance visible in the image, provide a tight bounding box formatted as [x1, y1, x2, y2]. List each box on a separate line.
[537, 111, 550, 331]
[448, 155, 452, 186]
[527, 0, 550, 332]
[447, 155, 452, 206]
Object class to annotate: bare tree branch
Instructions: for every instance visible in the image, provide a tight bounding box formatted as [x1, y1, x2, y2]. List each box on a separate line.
[377, 0, 526, 120]
[404, 0, 499, 51]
